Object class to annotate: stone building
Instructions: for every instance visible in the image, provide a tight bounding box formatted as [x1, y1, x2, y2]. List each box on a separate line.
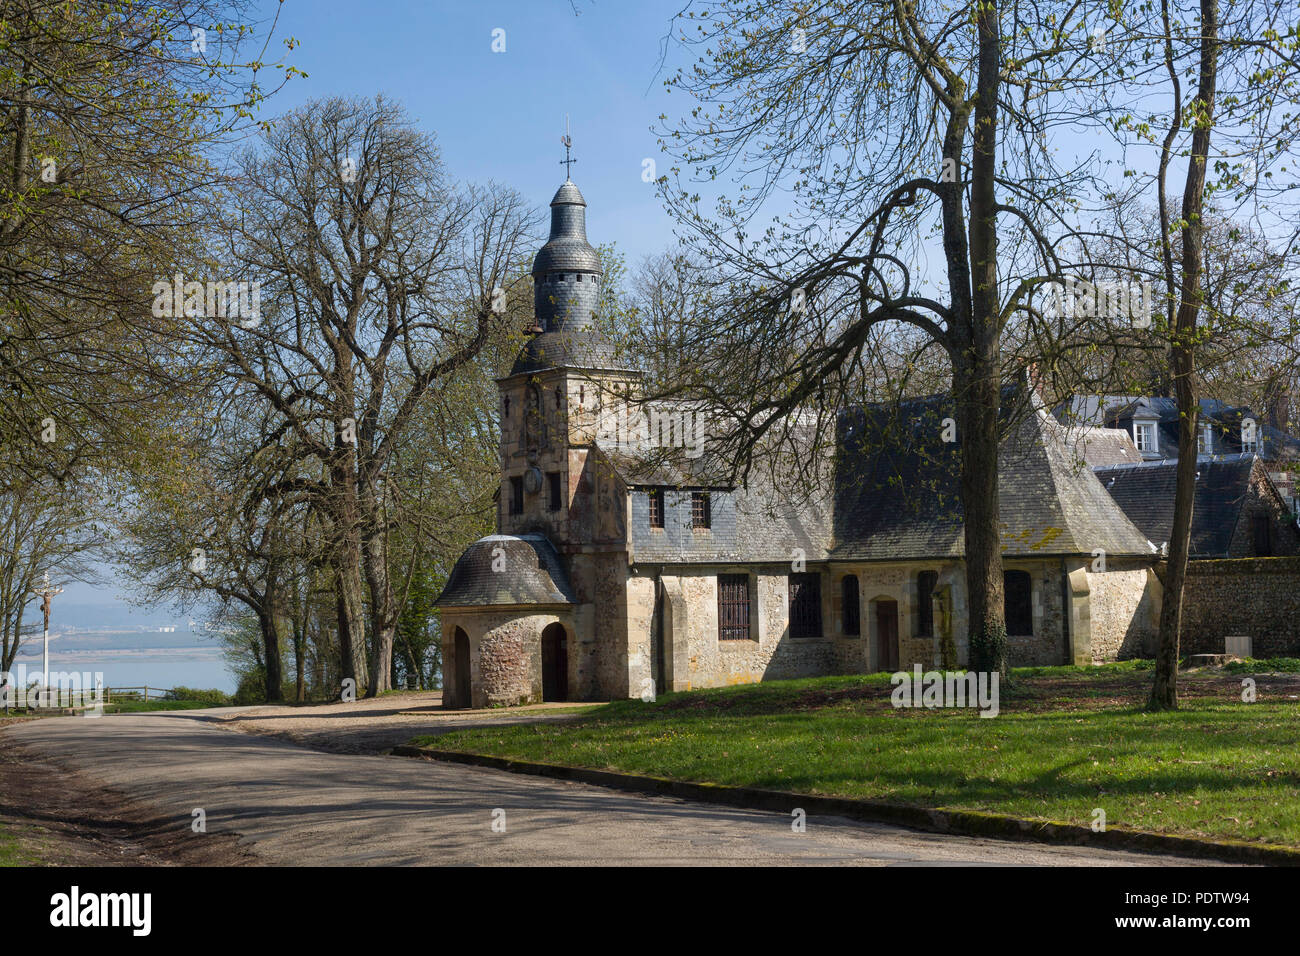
[434, 177, 1168, 708]
[1058, 394, 1300, 510]
[1093, 456, 1300, 559]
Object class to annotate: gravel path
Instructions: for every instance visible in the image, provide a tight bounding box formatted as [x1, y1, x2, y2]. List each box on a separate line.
[5, 709, 1220, 866]
[214, 691, 592, 754]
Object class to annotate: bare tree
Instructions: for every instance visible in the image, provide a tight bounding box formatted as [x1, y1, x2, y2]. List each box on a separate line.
[652, 0, 1139, 673]
[195, 95, 539, 694]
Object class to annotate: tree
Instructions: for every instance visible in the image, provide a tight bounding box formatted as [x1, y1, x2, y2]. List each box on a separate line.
[1107, 0, 1300, 709]
[652, 0, 1134, 673]
[0, 471, 102, 673]
[0, 0, 299, 485]
[196, 95, 538, 694]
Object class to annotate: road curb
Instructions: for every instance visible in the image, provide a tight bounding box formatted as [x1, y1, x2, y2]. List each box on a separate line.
[390, 745, 1300, 866]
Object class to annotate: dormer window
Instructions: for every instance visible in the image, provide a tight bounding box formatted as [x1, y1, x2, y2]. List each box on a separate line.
[1198, 423, 1212, 455]
[1242, 418, 1258, 453]
[1134, 422, 1156, 453]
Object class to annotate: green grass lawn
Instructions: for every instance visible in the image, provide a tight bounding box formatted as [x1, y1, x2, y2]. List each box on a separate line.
[0, 825, 37, 866]
[415, 662, 1300, 846]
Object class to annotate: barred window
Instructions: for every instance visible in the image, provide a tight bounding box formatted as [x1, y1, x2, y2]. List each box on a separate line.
[842, 575, 860, 636]
[1004, 570, 1033, 636]
[648, 488, 664, 529]
[717, 574, 751, 641]
[789, 573, 822, 639]
[691, 492, 711, 530]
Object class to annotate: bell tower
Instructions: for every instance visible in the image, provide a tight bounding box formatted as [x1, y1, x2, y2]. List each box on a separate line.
[496, 170, 641, 544]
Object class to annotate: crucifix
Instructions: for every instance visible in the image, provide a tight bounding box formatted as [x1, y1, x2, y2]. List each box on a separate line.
[31, 571, 63, 692]
[560, 114, 576, 179]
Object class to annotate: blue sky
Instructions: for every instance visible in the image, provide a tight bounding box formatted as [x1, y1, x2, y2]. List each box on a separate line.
[68, 0, 687, 623]
[257, 0, 685, 264]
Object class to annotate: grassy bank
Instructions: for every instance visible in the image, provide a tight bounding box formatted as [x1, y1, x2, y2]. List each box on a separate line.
[415, 663, 1300, 846]
[0, 825, 37, 866]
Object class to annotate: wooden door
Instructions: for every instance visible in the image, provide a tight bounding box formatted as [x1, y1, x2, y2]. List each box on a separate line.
[876, 601, 899, 672]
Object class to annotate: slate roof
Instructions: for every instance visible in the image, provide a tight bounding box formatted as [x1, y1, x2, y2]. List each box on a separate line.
[1073, 425, 1143, 467]
[1057, 395, 1300, 461]
[606, 414, 836, 564]
[532, 180, 602, 276]
[509, 328, 630, 376]
[434, 534, 576, 607]
[1092, 455, 1261, 557]
[829, 390, 1153, 560]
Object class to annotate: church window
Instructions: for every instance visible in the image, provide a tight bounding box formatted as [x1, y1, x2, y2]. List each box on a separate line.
[648, 488, 664, 529]
[789, 573, 822, 639]
[555, 387, 562, 410]
[1004, 570, 1033, 636]
[842, 575, 860, 636]
[503, 396, 510, 416]
[548, 472, 562, 512]
[691, 492, 711, 530]
[916, 570, 938, 637]
[509, 476, 524, 516]
[718, 574, 751, 641]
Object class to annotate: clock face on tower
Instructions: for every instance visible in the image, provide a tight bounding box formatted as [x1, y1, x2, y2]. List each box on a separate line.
[524, 466, 544, 495]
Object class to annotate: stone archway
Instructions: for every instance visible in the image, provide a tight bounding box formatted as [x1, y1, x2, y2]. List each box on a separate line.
[453, 627, 471, 708]
[540, 622, 568, 702]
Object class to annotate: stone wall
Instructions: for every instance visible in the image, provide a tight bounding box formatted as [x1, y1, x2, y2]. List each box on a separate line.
[1085, 561, 1158, 660]
[438, 609, 572, 708]
[1181, 557, 1300, 657]
[1003, 561, 1067, 667]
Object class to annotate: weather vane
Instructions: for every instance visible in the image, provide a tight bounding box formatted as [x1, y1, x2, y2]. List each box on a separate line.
[560, 114, 576, 179]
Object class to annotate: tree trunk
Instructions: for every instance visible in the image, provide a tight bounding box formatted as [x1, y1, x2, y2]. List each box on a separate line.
[959, 349, 1007, 675]
[330, 453, 370, 691]
[961, 0, 1007, 676]
[1151, 0, 1218, 711]
[261, 581, 286, 703]
[334, 556, 368, 692]
[360, 482, 396, 697]
[293, 617, 306, 702]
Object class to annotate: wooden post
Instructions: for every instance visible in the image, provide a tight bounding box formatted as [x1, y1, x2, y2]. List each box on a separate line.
[143, 686, 149, 702]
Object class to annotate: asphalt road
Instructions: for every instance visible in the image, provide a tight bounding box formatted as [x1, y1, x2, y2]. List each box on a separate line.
[6, 710, 1214, 866]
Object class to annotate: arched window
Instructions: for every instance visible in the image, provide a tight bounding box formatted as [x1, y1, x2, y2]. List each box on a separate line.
[555, 387, 563, 410]
[916, 570, 938, 637]
[841, 575, 860, 636]
[1004, 570, 1033, 636]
